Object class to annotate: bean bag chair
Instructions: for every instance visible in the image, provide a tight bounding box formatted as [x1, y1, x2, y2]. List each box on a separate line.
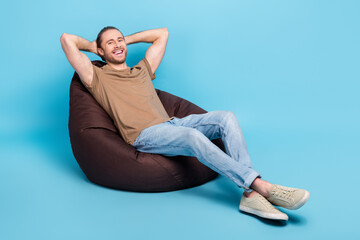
[69, 60, 226, 192]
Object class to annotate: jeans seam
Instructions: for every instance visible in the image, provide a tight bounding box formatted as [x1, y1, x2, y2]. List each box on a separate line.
[136, 142, 192, 150]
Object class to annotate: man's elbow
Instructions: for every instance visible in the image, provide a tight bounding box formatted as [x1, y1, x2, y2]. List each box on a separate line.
[60, 33, 67, 41]
[60, 33, 75, 46]
[161, 28, 169, 39]
[60, 33, 70, 46]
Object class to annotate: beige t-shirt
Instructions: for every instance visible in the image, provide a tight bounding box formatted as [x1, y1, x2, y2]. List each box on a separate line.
[82, 57, 174, 145]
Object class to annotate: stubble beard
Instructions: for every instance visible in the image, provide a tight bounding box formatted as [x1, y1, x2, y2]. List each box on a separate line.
[104, 50, 127, 65]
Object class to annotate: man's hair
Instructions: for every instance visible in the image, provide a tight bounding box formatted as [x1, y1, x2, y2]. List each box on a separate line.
[96, 26, 124, 61]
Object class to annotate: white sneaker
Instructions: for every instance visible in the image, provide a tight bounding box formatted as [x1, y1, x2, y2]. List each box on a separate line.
[239, 192, 288, 221]
[267, 184, 310, 210]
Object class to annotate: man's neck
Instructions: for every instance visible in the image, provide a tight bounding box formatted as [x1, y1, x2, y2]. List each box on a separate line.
[106, 61, 128, 70]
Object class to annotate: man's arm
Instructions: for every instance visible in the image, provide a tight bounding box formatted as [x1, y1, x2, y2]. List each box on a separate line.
[125, 27, 169, 75]
[60, 33, 98, 87]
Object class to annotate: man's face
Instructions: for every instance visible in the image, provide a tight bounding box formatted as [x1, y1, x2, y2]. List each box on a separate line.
[98, 29, 127, 64]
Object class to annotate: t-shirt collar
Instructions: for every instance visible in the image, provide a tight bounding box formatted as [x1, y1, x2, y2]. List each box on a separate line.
[103, 64, 130, 73]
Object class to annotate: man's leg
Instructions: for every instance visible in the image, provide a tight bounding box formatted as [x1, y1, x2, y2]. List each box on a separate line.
[132, 112, 260, 191]
[132, 111, 310, 220]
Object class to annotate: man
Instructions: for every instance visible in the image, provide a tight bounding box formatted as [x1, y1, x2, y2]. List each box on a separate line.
[60, 26, 310, 221]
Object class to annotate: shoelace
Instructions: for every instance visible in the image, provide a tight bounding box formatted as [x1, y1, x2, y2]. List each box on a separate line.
[273, 185, 295, 200]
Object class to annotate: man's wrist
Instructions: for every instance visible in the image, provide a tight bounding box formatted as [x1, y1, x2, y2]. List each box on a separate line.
[124, 35, 133, 45]
[90, 41, 98, 55]
[124, 28, 168, 46]
[77, 37, 97, 55]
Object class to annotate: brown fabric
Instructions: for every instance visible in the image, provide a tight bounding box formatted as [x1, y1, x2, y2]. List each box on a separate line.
[81, 57, 173, 145]
[69, 60, 227, 192]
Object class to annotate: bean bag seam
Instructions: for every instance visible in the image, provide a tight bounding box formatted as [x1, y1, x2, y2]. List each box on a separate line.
[80, 126, 118, 134]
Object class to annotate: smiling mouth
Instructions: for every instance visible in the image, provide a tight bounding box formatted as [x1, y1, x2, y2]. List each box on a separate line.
[113, 50, 124, 56]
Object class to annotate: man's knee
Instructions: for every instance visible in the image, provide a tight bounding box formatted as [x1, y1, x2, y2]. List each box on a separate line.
[222, 110, 236, 118]
[213, 110, 237, 123]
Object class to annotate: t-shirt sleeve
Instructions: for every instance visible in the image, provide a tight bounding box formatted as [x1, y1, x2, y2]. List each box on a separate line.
[142, 57, 156, 80]
[79, 64, 101, 96]
[81, 64, 99, 88]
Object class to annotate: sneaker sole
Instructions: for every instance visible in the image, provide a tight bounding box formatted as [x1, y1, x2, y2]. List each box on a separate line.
[239, 205, 288, 221]
[287, 190, 310, 210]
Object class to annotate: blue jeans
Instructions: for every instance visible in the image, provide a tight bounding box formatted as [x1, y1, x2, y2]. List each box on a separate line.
[132, 111, 261, 192]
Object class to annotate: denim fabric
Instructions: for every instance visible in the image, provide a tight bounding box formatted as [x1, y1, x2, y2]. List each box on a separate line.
[132, 110, 261, 191]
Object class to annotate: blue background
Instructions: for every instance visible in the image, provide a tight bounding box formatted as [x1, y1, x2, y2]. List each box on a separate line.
[1, 0, 359, 239]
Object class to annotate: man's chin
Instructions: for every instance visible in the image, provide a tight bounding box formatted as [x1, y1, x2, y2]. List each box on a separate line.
[106, 57, 126, 64]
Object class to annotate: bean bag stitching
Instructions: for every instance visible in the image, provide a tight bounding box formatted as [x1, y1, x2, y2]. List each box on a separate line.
[81, 126, 118, 134]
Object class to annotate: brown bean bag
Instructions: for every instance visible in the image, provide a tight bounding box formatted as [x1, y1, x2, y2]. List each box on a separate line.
[68, 60, 226, 192]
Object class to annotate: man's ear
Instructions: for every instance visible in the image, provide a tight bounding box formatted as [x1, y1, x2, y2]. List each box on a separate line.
[98, 48, 104, 57]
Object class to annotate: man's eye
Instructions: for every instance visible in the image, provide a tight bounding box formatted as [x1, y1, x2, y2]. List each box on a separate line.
[108, 42, 112, 44]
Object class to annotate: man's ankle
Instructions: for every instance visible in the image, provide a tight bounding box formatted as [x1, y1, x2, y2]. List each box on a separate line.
[250, 178, 272, 198]
[244, 190, 258, 198]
